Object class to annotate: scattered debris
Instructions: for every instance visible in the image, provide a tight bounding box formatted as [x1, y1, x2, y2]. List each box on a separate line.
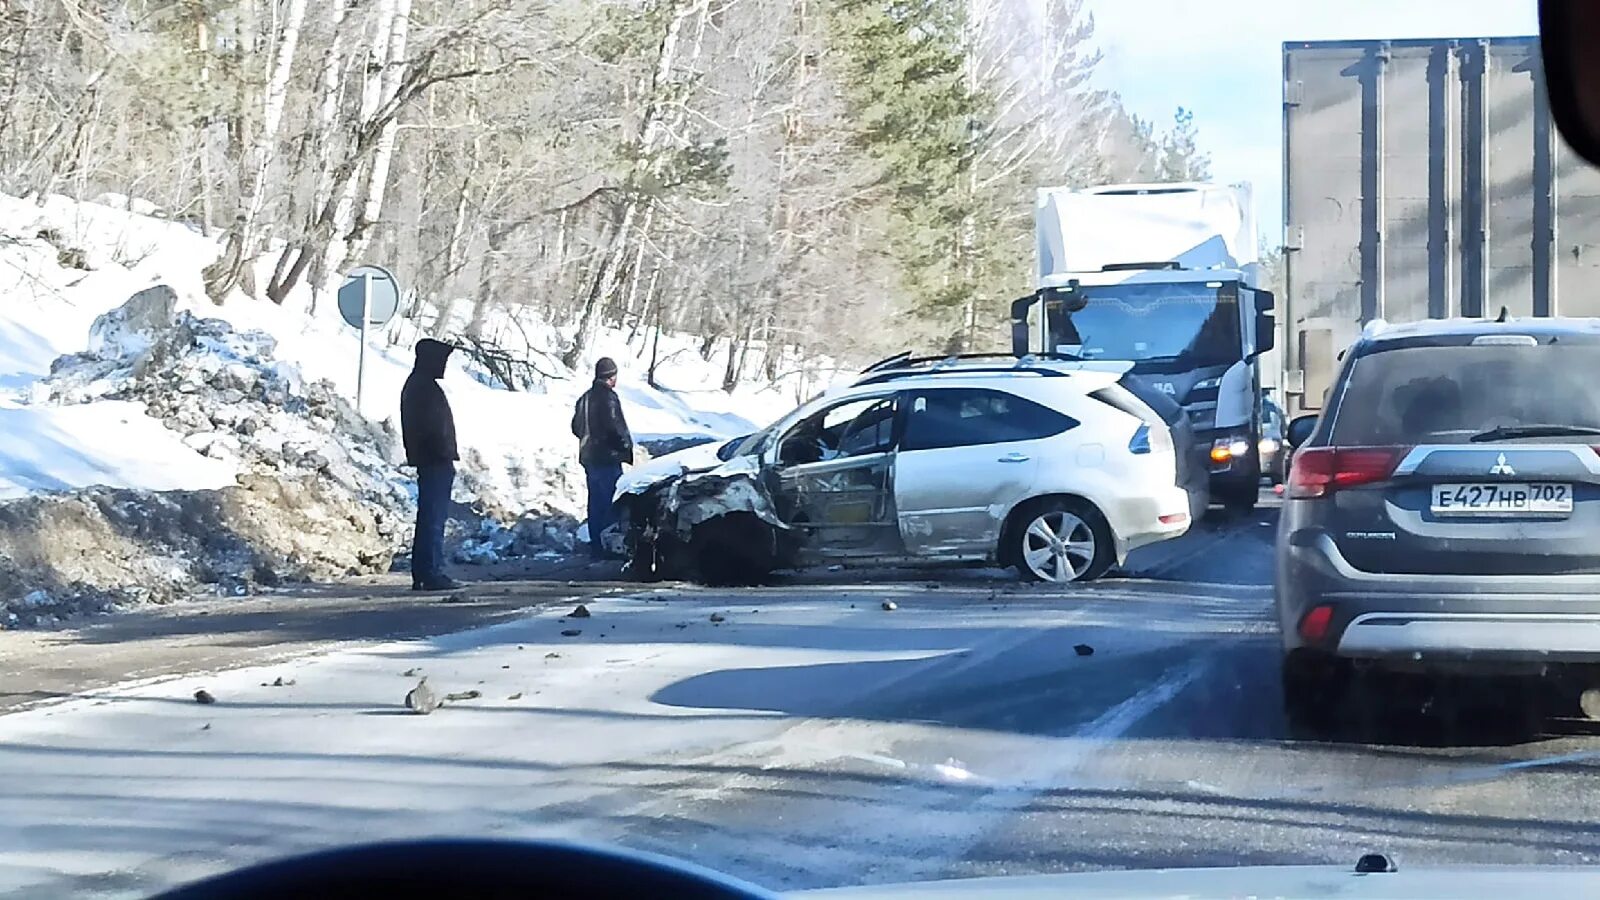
[508, 692, 524, 700]
[262, 676, 296, 687]
[405, 679, 440, 714]
[403, 668, 420, 677]
[1074, 644, 1095, 657]
[561, 629, 582, 637]
[501, 664, 510, 669]
[517, 645, 525, 650]
[193, 689, 215, 705]
[881, 600, 898, 611]
[445, 689, 482, 702]
[709, 613, 725, 623]
[571, 604, 592, 618]
[545, 652, 561, 659]
[675, 622, 689, 629]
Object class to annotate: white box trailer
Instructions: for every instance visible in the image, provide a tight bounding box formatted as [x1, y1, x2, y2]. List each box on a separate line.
[1282, 36, 1600, 418]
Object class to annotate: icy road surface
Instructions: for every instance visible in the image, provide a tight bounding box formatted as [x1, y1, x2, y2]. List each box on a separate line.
[5, 514, 1600, 896]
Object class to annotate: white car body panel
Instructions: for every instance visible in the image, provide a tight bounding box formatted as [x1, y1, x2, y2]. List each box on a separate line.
[615, 361, 1193, 576]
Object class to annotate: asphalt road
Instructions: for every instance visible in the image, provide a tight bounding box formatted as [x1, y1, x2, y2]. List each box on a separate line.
[5, 498, 1600, 895]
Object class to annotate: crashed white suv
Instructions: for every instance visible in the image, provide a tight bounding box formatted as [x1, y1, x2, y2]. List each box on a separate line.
[611, 357, 1196, 584]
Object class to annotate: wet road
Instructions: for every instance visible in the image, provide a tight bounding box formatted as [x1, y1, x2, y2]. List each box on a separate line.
[5, 500, 1600, 895]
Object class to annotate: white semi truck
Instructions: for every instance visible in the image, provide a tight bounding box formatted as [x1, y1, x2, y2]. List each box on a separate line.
[1011, 182, 1277, 511]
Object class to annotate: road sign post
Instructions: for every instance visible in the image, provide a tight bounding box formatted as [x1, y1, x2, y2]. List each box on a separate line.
[337, 265, 401, 416]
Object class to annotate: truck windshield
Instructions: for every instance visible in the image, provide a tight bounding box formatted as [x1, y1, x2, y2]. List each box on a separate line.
[1048, 282, 1242, 373]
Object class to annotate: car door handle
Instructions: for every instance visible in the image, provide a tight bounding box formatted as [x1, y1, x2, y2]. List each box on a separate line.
[998, 453, 1030, 463]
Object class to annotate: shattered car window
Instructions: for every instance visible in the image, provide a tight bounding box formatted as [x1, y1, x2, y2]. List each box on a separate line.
[779, 396, 896, 464]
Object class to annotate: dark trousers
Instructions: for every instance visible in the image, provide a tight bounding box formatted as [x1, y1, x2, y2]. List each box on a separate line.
[414, 461, 455, 582]
[584, 462, 623, 557]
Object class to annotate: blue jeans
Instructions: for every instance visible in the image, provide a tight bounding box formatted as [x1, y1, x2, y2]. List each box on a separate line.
[585, 462, 623, 557]
[414, 462, 455, 582]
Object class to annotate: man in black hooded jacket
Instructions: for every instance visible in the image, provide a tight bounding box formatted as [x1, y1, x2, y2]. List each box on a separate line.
[571, 357, 634, 559]
[401, 339, 461, 590]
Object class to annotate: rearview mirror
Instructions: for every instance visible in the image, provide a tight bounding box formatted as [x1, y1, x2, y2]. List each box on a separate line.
[1255, 313, 1275, 355]
[1042, 285, 1089, 313]
[1540, 1, 1600, 166]
[1286, 415, 1318, 450]
[1010, 295, 1034, 356]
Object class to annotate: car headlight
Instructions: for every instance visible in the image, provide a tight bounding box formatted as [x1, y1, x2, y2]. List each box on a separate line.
[1259, 438, 1281, 455]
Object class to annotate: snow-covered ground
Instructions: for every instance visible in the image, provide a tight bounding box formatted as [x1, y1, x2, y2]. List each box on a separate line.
[0, 192, 850, 516]
[0, 401, 237, 500]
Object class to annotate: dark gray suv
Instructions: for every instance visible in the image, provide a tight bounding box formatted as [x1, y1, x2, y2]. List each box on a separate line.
[1277, 317, 1600, 726]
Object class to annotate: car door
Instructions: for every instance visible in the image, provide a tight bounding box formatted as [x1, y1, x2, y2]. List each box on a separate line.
[771, 394, 904, 559]
[894, 387, 1076, 557]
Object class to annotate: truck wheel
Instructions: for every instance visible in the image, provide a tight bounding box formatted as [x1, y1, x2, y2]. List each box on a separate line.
[1219, 471, 1260, 514]
[1010, 498, 1114, 583]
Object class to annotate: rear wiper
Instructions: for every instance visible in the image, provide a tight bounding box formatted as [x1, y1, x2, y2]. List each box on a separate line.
[1468, 424, 1600, 442]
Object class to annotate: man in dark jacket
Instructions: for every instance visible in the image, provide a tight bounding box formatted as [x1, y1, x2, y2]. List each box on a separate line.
[401, 339, 461, 591]
[572, 357, 634, 559]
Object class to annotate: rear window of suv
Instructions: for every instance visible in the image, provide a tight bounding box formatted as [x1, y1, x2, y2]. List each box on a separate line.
[1329, 340, 1600, 444]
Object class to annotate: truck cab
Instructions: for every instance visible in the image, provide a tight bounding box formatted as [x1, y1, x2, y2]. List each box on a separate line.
[1014, 183, 1276, 511]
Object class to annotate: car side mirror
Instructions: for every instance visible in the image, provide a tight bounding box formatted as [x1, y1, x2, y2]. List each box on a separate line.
[1286, 415, 1318, 449]
[1541, 0, 1600, 167]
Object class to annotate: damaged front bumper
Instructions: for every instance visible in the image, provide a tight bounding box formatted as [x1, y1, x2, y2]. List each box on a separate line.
[610, 456, 791, 580]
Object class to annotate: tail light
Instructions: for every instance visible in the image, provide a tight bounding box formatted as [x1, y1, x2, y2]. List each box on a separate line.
[1286, 446, 1406, 499]
[1299, 605, 1335, 642]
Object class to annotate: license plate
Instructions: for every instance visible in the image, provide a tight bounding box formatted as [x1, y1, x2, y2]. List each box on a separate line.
[1430, 482, 1573, 516]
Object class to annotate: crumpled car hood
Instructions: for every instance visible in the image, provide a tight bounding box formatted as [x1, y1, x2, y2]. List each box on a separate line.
[615, 439, 730, 501]
[648, 455, 789, 539]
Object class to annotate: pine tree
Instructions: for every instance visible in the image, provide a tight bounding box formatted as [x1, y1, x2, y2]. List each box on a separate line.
[1156, 106, 1211, 182]
[827, 0, 985, 323]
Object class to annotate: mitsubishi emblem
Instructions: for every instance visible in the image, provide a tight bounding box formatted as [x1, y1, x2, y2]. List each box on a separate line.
[1489, 453, 1515, 476]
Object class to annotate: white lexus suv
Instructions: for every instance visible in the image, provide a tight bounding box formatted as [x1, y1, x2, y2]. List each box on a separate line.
[612, 356, 1198, 583]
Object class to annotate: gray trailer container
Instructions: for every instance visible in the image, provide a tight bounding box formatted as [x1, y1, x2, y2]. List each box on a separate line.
[1281, 36, 1600, 417]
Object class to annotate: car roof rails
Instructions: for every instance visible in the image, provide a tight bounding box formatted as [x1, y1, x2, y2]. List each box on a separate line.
[860, 351, 914, 374]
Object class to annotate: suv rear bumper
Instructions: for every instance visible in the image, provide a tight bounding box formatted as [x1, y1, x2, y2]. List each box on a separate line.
[1107, 485, 1192, 560]
[1278, 532, 1600, 666]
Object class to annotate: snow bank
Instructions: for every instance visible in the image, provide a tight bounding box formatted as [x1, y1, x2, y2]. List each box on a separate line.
[0, 190, 850, 520]
[0, 190, 858, 617]
[0, 401, 236, 500]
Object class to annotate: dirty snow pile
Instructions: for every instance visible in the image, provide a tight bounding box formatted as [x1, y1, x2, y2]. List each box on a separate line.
[0, 191, 852, 624]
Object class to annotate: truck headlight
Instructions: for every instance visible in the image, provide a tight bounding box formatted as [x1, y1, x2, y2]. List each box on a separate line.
[1210, 436, 1253, 464]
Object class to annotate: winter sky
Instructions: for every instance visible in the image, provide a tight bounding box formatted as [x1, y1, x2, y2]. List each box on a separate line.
[1090, 0, 1541, 244]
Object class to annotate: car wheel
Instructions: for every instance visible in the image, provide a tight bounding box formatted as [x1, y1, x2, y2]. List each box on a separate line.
[1282, 650, 1349, 739]
[1012, 499, 1114, 583]
[689, 514, 774, 586]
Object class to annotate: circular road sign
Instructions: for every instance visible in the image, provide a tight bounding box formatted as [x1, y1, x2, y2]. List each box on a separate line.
[337, 265, 401, 329]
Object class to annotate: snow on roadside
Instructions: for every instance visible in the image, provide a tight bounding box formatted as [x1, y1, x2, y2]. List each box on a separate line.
[0, 190, 849, 520]
[0, 401, 236, 500]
